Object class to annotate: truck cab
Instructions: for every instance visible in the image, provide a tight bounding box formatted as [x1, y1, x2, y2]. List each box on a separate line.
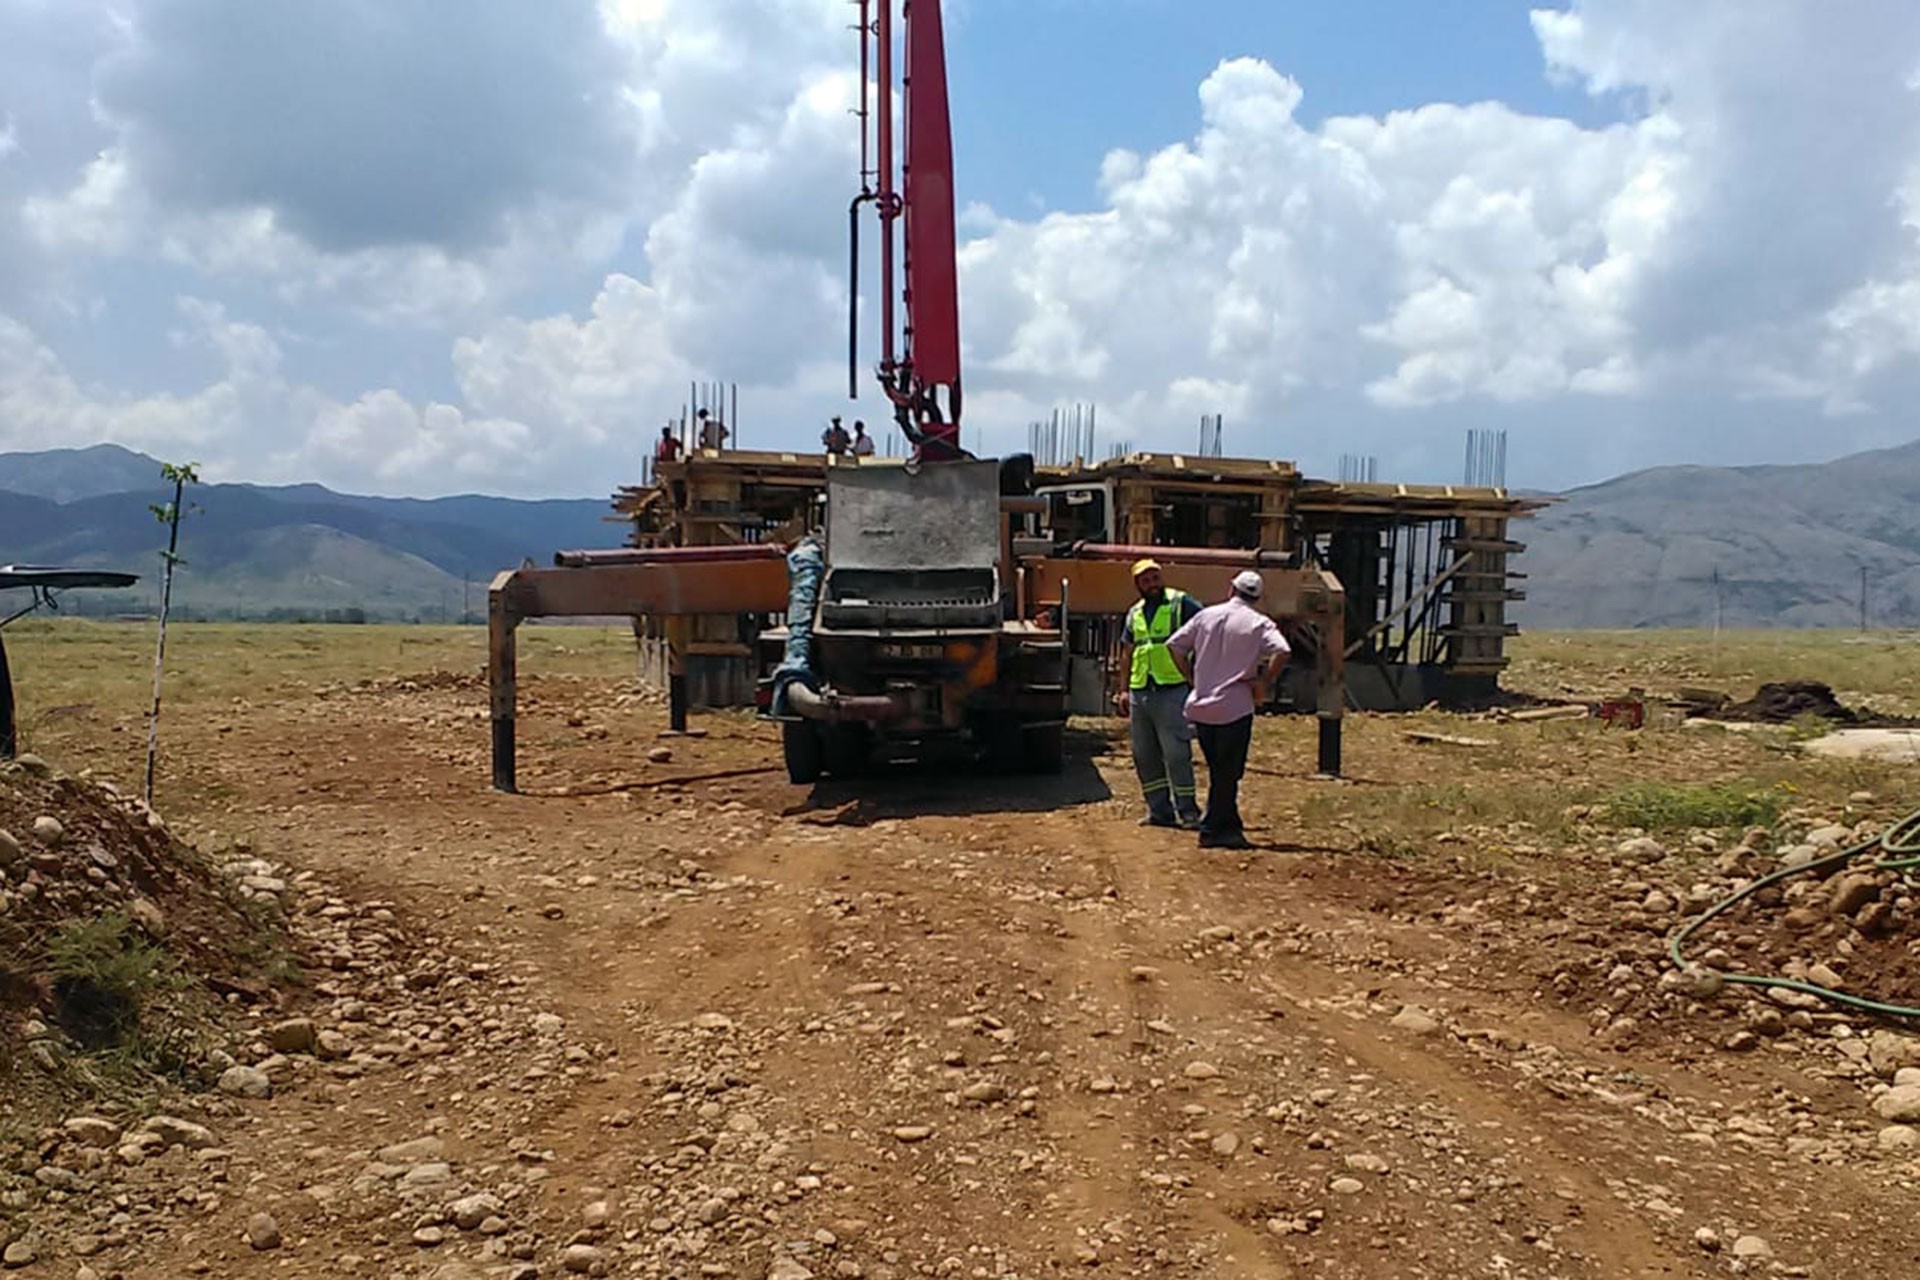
[1033, 481, 1115, 546]
[759, 459, 1067, 783]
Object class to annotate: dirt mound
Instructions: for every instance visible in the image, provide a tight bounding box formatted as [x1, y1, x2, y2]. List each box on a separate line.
[0, 755, 298, 1071]
[1720, 680, 1861, 723]
[1678, 819, 1920, 1011]
[344, 669, 485, 695]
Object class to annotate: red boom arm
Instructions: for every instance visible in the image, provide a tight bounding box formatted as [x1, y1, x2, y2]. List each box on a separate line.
[856, 0, 964, 459]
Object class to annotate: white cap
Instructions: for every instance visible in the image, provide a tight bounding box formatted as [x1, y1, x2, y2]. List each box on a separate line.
[1231, 569, 1263, 599]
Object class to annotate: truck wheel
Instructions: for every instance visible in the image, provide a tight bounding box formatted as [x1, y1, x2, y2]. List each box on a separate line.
[781, 720, 823, 784]
[976, 714, 1025, 773]
[824, 724, 872, 778]
[1023, 722, 1065, 774]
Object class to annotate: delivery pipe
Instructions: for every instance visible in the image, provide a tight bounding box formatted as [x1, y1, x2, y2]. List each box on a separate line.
[785, 683, 909, 723]
[1067, 543, 1297, 568]
[553, 545, 785, 568]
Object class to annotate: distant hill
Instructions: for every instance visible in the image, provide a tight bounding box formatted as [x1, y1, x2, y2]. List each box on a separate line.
[7, 439, 1920, 627]
[0, 447, 621, 622]
[0, 443, 166, 504]
[1517, 439, 1920, 628]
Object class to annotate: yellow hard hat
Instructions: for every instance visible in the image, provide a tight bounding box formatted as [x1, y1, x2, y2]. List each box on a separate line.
[1131, 558, 1162, 578]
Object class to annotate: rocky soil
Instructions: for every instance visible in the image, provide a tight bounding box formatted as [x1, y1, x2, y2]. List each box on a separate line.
[4, 659, 1920, 1278]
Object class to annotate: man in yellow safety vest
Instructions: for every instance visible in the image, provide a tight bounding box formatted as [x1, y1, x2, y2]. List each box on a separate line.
[1115, 558, 1202, 828]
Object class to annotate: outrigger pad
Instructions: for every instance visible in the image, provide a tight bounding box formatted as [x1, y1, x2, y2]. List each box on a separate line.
[0, 566, 140, 593]
[0, 628, 14, 760]
[0, 563, 139, 761]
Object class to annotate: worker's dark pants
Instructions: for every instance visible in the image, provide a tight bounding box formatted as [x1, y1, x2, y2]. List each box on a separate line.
[1129, 684, 1198, 822]
[1194, 715, 1253, 840]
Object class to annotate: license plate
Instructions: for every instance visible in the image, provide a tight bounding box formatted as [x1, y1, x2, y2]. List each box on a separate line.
[879, 642, 945, 661]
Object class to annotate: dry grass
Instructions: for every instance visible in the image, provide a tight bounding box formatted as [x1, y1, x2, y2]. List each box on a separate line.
[5, 619, 639, 799]
[1508, 628, 1920, 716]
[7, 620, 1915, 875]
[1268, 628, 1920, 874]
[7, 619, 634, 711]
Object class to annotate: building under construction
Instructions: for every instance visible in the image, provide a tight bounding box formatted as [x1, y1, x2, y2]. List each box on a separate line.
[609, 446, 1548, 715]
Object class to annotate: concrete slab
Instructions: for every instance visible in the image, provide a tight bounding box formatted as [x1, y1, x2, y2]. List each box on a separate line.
[1801, 728, 1920, 763]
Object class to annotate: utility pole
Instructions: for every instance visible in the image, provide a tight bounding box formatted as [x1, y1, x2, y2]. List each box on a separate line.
[1711, 566, 1722, 671]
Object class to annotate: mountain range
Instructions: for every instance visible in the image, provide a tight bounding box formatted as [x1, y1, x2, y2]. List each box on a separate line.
[1516, 438, 1920, 628]
[0, 444, 614, 621]
[3, 440, 1919, 627]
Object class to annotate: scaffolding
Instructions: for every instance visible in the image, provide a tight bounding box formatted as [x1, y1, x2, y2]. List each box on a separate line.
[612, 448, 1550, 712]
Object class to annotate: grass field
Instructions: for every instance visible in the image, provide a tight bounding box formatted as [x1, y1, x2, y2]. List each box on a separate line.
[6, 619, 1914, 862]
[2, 620, 640, 795]
[1507, 627, 1920, 715]
[6, 618, 632, 716]
[12, 619, 1916, 722]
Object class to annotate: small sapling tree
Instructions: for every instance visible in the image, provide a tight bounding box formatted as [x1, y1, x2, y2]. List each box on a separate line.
[145, 462, 201, 806]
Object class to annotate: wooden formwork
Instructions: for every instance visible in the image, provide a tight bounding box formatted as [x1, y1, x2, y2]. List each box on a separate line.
[605, 450, 1549, 711]
[1060, 454, 1300, 553]
[1289, 482, 1545, 702]
[486, 546, 1347, 791]
[616, 450, 833, 707]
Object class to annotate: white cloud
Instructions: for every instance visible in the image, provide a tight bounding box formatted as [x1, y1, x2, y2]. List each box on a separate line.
[91, 0, 636, 254]
[14, 0, 846, 328]
[1534, 1, 1920, 379]
[0, 307, 244, 458]
[297, 392, 535, 489]
[946, 3, 1920, 462]
[641, 65, 859, 381]
[0, 302, 547, 494]
[3, 0, 1920, 497]
[21, 150, 141, 256]
[958, 64, 1660, 422]
[452, 274, 688, 438]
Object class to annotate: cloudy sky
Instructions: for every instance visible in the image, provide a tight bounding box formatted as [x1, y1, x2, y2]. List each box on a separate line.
[2, 0, 1918, 498]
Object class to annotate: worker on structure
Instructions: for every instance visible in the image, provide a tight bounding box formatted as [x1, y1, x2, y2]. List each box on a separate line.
[697, 408, 729, 451]
[655, 424, 683, 463]
[1115, 558, 1202, 828]
[852, 420, 875, 456]
[1166, 570, 1291, 850]
[822, 416, 852, 455]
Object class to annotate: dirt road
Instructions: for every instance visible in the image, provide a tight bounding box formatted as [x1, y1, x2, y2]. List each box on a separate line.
[15, 650, 1920, 1279]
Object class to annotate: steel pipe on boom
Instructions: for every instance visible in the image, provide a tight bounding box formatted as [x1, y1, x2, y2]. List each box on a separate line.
[852, 0, 965, 460]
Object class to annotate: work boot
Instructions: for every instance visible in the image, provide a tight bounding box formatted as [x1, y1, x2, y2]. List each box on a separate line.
[1176, 810, 1202, 831]
[1137, 813, 1177, 829]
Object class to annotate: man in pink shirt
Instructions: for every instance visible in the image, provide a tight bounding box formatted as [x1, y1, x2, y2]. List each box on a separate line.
[1166, 570, 1291, 849]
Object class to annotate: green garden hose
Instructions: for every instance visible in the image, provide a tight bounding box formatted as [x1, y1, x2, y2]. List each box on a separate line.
[1667, 806, 1920, 1020]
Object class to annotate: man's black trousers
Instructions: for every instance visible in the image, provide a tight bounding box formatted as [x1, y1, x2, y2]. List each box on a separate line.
[1194, 714, 1253, 838]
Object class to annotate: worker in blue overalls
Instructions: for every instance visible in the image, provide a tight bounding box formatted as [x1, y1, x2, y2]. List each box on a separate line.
[1114, 558, 1202, 828]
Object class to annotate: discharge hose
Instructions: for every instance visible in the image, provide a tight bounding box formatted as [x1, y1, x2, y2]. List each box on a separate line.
[1668, 806, 1920, 1019]
[770, 536, 826, 715]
